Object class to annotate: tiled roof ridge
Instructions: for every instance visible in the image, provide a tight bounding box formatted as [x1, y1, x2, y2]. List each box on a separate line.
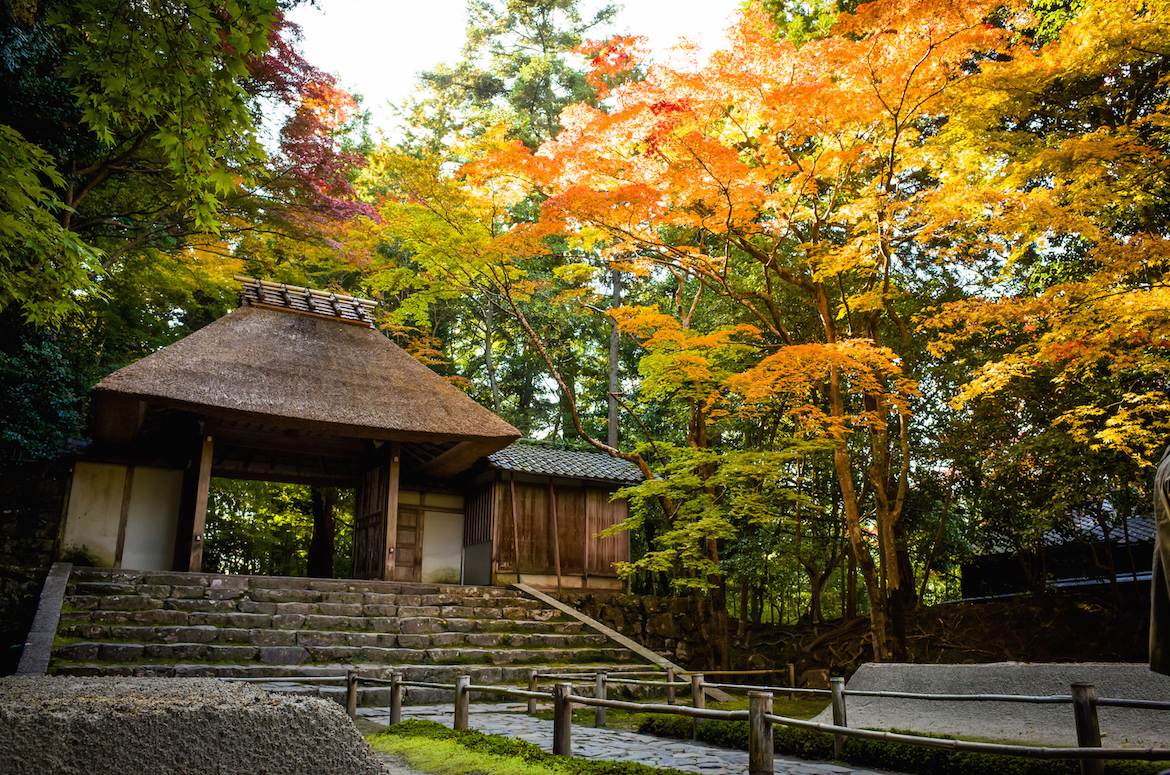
[487, 442, 644, 484]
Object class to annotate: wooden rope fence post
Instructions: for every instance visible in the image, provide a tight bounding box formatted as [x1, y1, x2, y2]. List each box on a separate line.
[691, 672, 705, 740]
[454, 674, 471, 731]
[1071, 683, 1103, 775]
[527, 669, 539, 715]
[595, 672, 607, 728]
[390, 671, 403, 725]
[748, 691, 774, 775]
[553, 682, 573, 757]
[666, 667, 676, 705]
[787, 662, 796, 701]
[346, 670, 358, 718]
[830, 676, 847, 759]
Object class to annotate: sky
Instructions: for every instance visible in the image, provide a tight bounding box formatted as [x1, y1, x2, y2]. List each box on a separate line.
[286, 0, 745, 133]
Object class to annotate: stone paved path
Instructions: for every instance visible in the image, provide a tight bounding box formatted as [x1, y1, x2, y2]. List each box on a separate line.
[358, 702, 906, 775]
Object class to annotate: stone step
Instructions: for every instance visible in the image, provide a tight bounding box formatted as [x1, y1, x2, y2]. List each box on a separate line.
[57, 622, 608, 651]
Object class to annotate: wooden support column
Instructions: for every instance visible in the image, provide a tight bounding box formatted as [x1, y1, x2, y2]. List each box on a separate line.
[382, 441, 401, 581]
[549, 482, 562, 594]
[510, 478, 521, 577]
[113, 466, 135, 568]
[188, 434, 214, 572]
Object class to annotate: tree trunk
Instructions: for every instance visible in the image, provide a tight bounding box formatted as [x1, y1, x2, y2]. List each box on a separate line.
[308, 486, 336, 579]
[608, 269, 621, 448]
[484, 299, 502, 413]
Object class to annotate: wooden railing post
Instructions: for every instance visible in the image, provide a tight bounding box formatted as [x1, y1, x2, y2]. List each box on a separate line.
[1071, 683, 1103, 775]
[595, 672, 607, 728]
[390, 671, 403, 725]
[787, 662, 796, 701]
[691, 672, 705, 740]
[553, 682, 573, 757]
[454, 674, 471, 731]
[527, 669, 539, 714]
[748, 691, 774, 775]
[830, 676, 847, 759]
[666, 667, 676, 705]
[346, 669, 358, 718]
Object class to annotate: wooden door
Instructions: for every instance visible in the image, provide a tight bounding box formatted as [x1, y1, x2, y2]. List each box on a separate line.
[351, 443, 401, 580]
[392, 506, 422, 582]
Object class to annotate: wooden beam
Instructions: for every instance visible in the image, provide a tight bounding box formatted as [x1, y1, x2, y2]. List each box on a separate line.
[382, 441, 401, 581]
[549, 483, 562, 595]
[113, 466, 135, 569]
[188, 434, 214, 572]
[510, 478, 521, 574]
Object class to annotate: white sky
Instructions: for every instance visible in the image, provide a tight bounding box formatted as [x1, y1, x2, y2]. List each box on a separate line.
[286, 0, 744, 133]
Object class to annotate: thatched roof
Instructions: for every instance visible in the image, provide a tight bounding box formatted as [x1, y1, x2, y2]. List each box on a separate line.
[93, 305, 520, 452]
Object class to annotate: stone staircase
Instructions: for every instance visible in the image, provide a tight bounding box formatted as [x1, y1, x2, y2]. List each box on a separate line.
[50, 568, 646, 703]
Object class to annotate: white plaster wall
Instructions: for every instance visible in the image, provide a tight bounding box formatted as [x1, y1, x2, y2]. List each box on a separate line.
[421, 510, 463, 584]
[61, 462, 127, 567]
[121, 467, 183, 571]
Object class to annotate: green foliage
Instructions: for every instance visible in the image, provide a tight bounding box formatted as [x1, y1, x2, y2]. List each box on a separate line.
[0, 125, 101, 324]
[203, 480, 354, 578]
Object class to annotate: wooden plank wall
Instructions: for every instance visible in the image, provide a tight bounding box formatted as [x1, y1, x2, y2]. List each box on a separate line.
[352, 466, 388, 579]
[493, 480, 628, 578]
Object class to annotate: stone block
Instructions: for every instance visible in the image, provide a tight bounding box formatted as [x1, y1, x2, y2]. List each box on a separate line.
[304, 615, 346, 631]
[208, 575, 249, 590]
[144, 573, 207, 587]
[63, 623, 106, 640]
[108, 626, 154, 641]
[396, 634, 431, 649]
[272, 614, 306, 630]
[529, 608, 559, 622]
[173, 664, 216, 677]
[75, 582, 136, 595]
[501, 607, 528, 620]
[132, 609, 188, 626]
[396, 606, 440, 618]
[168, 599, 236, 613]
[250, 588, 322, 604]
[249, 629, 296, 646]
[429, 633, 466, 647]
[207, 645, 258, 661]
[297, 631, 344, 647]
[362, 593, 397, 605]
[648, 612, 674, 637]
[145, 643, 208, 659]
[361, 604, 397, 617]
[188, 612, 229, 627]
[55, 643, 99, 661]
[306, 646, 361, 662]
[208, 587, 247, 600]
[226, 612, 272, 629]
[258, 646, 308, 664]
[307, 580, 351, 593]
[344, 632, 379, 647]
[58, 611, 92, 622]
[317, 603, 363, 617]
[136, 584, 172, 599]
[395, 595, 422, 607]
[156, 625, 219, 644]
[63, 596, 99, 610]
[169, 585, 207, 599]
[321, 592, 363, 605]
[217, 628, 251, 644]
[443, 618, 475, 633]
[432, 648, 489, 664]
[359, 646, 425, 663]
[131, 665, 176, 677]
[467, 633, 506, 648]
[250, 576, 311, 589]
[419, 594, 461, 606]
[237, 600, 277, 615]
[398, 618, 442, 634]
[98, 643, 145, 662]
[367, 617, 399, 633]
[99, 595, 163, 611]
[802, 668, 831, 690]
[439, 606, 473, 618]
[550, 622, 583, 634]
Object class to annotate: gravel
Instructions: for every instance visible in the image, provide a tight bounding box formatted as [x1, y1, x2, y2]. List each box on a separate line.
[0, 676, 390, 775]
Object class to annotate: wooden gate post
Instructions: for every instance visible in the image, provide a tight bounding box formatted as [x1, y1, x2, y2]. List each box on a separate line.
[666, 667, 676, 705]
[346, 669, 358, 718]
[787, 662, 796, 701]
[1071, 683, 1103, 775]
[748, 691, 774, 775]
[390, 671, 404, 725]
[552, 682, 573, 757]
[691, 672, 705, 740]
[454, 674, 471, 731]
[595, 672, 607, 728]
[830, 676, 847, 758]
[527, 669, 540, 714]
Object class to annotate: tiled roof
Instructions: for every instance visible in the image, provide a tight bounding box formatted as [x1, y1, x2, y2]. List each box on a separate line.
[486, 443, 644, 484]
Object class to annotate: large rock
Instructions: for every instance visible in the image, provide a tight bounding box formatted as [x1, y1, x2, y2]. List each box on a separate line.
[0, 676, 385, 775]
[814, 662, 1170, 748]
